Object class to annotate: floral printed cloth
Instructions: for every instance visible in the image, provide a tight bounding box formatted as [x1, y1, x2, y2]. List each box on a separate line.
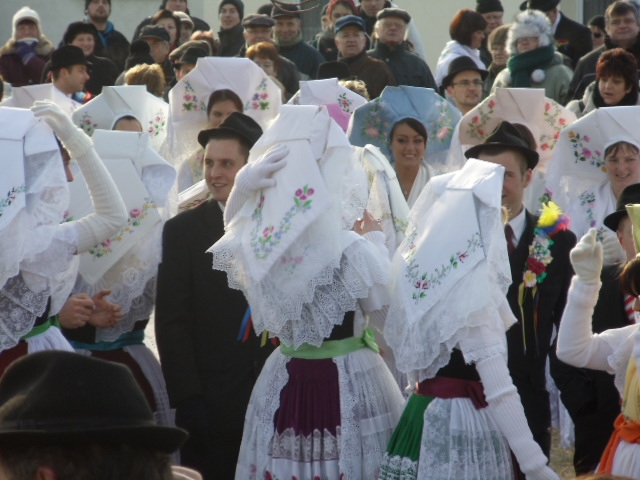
[72, 86, 169, 153]
[347, 86, 461, 172]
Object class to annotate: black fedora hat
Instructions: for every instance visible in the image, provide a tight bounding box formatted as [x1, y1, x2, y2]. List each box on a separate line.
[604, 183, 640, 231]
[0, 351, 187, 452]
[519, 0, 560, 11]
[198, 111, 263, 149]
[50, 45, 87, 71]
[317, 60, 351, 80]
[465, 121, 539, 170]
[441, 55, 488, 88]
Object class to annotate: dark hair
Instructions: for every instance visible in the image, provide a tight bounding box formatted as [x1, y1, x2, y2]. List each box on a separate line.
[450, 9, 487, 46]
[588, 15, 605, 30]
[204, 131, 251, 159]
[246, 41, 280, 72]
[151, 9, 181, 47]
[390, 117, 428, 144]
[0, 443, 173, 480]
[113, 115, 143, 131]
[605, 1, 639, 25]
[596, 48, 639, 90]
[474, 145, 530, 174]
[206, 89, 243, 117]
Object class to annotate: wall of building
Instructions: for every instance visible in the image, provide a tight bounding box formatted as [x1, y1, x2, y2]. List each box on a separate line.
[1, 0, 583, 71]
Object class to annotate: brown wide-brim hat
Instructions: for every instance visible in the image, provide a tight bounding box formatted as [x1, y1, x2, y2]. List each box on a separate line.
[0, 351, 187, 453]
[198, 111, 263, 149]
[604, 183, 640, 232]
[441, 55, 488, 88]
[465, 120, 539, 170]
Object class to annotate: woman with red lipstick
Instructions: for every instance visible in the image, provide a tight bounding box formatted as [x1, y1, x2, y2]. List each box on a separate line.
[568, 48, 639, 118]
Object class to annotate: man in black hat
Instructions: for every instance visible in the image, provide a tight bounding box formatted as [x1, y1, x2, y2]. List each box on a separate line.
[138, 25, 174, 86]
[476, 0, 504, 67]
[333, 14, 396, 99]
[0, 350, 189, 480]
[443, 55, 487, 115]
[368, 8, 436, 89]
[50, 45, 90, 102]
[133, 0, 210, 49]
[156, 113, 284, 479]
[271, 3, 325, 79]
[84, 0, 130, 73]
[172, 44, 208, 81]
[550, 182, 640, 474]
[521, 0, 592, 69]
[237, 14, 300, 100]
[465, 121, 576, 473]
[569, 1, 640, 101]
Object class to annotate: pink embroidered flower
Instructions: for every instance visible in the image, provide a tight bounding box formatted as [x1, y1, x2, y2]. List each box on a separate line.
[583, 148, 592, 158]
[471, 115, 480, 124]
[307, 188, 314, 195]
[541, 143, 549, 151]
[130, 208, 142, 218]
[544, 102, 551, 111]
[583, 135, 590, 142]
[488, 99, 496, 108]
[263, 226, 274, 238]
[365, 125, 380, 138]
[437, 126, 450, 140]
[559, 118, 566, 126]
[295, 188, 303, 197]
[477, 128, 485, 136]
[260, 93, 268, 99]
[184, 94, 193, 102]
[102, 239, 112, 247]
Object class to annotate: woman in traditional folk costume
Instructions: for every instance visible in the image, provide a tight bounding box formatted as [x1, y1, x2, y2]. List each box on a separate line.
[379, 155, 558, 480]
[209, 105, 404, 479]
[556, 217, 640, 477]
[0, 100, 126, 373]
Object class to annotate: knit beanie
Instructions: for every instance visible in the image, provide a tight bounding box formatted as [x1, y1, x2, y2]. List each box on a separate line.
[218, 0, 244, 19]
[12, 6, 42, 40]
[476, 0, 504, 13]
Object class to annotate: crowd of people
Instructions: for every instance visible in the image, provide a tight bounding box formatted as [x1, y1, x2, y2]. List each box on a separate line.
[3, 1, 640, 480]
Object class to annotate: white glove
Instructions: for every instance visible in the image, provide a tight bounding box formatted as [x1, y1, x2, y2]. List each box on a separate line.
[476, 355, 559, 480]
[601, 230, 626, 265]
[570, 228, 603, 285]
[235, 144, 288, 191]
[31, 100, 91, 158]
[223, 144, 289, 225]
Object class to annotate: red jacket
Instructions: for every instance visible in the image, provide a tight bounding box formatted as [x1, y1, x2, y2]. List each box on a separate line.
[0, 37, 54, 87]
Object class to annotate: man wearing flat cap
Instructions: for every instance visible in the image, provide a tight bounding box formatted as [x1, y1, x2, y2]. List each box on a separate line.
[271, 3, 325, 79]
[550, 182, 640, 474]
[333, 14, 396, 99]
[443, 55, 487, 115]
[156, 113, 277, 479]
[0, 350, 192, 480]
[476, 0, 504, 67]
[521, 0, 592, 69]
[138, 25, 174, 86]
[466, 121, 576, 475]
[368, 8, 436, 89]
[50, 45, 90, 104]
[237, 14, 300, 99]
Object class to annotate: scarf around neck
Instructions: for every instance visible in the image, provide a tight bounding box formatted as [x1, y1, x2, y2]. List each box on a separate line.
[507, 44, 555, 88]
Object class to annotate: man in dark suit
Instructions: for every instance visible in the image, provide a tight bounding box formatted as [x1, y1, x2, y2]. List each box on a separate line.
[521, 0, 592, 69]
[550, 183, 640, 474]
[568, 1, 640, 101]
[155, 113, 274, 479]
[466, 121, 576, 471]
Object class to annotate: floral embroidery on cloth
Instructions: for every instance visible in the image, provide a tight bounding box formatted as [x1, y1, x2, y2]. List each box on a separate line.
[404, 230, 483, 303]
[147, 109, 166, 136]
[88, 198, 156, 258]
[0, 185, 26, 218]
[518, 201, 569, 354]
[539, 101, 567, 152]
[78, 112, 98, 136]
[578, 190, 607, 241]
[250, 186, 315, 260]
[182, 80, 206, 112]
[567, 131, 605, 169]
[465, 98, 496, 141]
[247, 79, 271, 112]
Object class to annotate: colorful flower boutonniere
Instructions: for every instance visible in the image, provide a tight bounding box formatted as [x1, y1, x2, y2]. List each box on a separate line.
[519, 201, 570, 354]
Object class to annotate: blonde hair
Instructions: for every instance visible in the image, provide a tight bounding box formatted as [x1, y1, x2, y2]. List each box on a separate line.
[124, 63, 166, 98]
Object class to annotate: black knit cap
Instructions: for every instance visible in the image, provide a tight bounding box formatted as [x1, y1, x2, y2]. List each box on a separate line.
[0, 351, 187, 451]
[125, 39, 154, 70]
[51, 45, 88, 70]
[219, 0, 245, 19]
[476, 0, 504, 13]
[198, 112, 263, 149]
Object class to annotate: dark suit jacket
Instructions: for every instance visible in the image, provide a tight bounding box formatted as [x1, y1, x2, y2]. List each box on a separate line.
[550, 263, 628, 473]
[155, 200, 272, 434]
[506, 211, 576, 434]
[554, 12, 593, 70]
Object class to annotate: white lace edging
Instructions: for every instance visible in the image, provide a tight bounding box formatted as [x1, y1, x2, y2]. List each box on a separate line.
[378, 454, 419, 480]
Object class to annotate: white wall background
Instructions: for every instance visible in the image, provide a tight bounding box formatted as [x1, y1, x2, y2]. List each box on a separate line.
[0, 0, 582, 71]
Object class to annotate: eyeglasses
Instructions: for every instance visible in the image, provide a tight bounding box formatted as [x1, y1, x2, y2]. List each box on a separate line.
[516, 36, 539, 44]
[452, 80, 483, 88]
